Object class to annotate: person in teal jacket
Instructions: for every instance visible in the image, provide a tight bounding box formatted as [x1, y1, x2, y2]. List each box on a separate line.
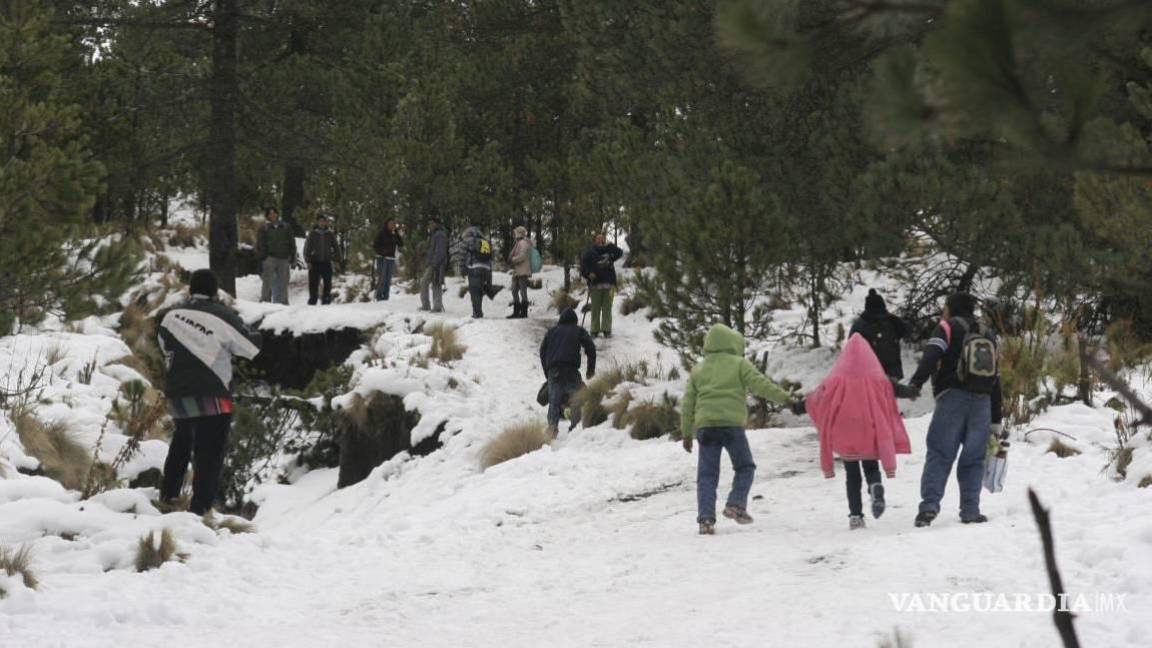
[681, 324, 792, 535]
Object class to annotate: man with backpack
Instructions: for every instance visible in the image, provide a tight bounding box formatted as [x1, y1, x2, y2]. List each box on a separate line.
[579, 233, 624, 337]
[849, 289, 908, 380]
[507, 226, 535, 319]
[458, 225, 503, 318]
[303, 213, 340, 305]
[906, 292, 1004, 528]
[539, 307, 597, 436]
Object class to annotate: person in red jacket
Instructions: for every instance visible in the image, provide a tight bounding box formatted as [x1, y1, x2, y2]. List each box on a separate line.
[792, 334, 917, 529]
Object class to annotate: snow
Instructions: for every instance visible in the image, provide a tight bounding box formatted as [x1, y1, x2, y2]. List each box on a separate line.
[1, 238, 1149, 647]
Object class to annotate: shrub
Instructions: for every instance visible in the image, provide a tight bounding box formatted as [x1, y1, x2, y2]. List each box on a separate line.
[619, 293, 648, 317]
[625, 393, 681, 440]
[550, 289, 580, 313]
[427, 323, 466, 363]
[84, 381, 170, 498]
[572, 369, 625, 428]
[167, 224, 205, 248]
[480, 421, 551, 470]
[117, 297, 166, 386]
[1046, 438, 1082, 458]
[136, 528, 183, 572]
[0, 545, 38, 596]
[15, 413, 92, 490]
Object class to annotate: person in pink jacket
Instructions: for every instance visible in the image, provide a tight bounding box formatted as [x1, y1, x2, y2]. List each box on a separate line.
[791, 334, 916, 529]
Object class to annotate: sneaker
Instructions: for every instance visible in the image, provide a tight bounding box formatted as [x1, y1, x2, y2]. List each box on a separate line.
[699, 519, 716, 535]
[849, 515, 866, 530]
[869, 483, 886, 519]
[961, 513, 989, 524]
[914, 511, 937, 528]
[722, 505, 754, 525]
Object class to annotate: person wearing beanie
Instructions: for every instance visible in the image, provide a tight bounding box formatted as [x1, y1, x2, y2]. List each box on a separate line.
[156, 269, 262, 515]
[849, 288, 909, 380]
[538, 307, 597, 436]
[507, 225, 534, 319]
[906, 292, 1004, 528]
[255, 207, 297, 305]
[303, 212, 340, 305]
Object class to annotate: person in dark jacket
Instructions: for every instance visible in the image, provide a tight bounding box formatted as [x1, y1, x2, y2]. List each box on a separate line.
[419, 216, 448, 313]
[304, 213, 340, 305]
[457, 225, 503, 318]
[157, 269, 262, 515]
[849, 289, 909, 380]
[256, 207, 297, 305]
[373, 219, 404, 301]
[539, 308, 597, 436]
[906, 292, 1004, 528]
[579, 233, 624, 337]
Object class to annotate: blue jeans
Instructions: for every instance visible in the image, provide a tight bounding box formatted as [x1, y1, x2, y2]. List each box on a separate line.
[546, 366, 582, 430]
[375, 257, 395, 301]
[919, 389, 992, 516]
[696, 427, 756, 522]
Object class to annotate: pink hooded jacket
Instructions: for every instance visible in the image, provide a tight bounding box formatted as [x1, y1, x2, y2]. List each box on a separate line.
[805, 334, 912, 479]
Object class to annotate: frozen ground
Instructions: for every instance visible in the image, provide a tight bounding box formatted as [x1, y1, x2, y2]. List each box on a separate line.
[1, 244, 1150, 647]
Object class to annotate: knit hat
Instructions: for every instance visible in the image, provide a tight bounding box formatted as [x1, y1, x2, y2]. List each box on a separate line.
[864, 289, 887, 315]
[946, 292, 977, 318]
[559, 308, 577, 324]
[189, 269, 219, 298]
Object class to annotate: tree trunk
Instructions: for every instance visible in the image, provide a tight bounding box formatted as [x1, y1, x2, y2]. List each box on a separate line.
[208, 0, 240, 295]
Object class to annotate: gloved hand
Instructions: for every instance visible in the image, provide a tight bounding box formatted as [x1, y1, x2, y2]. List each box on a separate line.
[682, 436, 693, 454]
[903, 383, 922, 400]
[789, 399, 807, 416]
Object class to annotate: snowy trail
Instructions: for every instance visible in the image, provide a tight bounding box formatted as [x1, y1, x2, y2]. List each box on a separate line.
[3, 268, 1151, 647]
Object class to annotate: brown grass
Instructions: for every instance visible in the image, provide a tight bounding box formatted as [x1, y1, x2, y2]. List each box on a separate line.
[1138, 474, 1152, 489]
[571, 369, 625, 428]
[480, 421, 551, 470]
[0, 545, 38, 595]
[15, 414, 91, 490]
[167, 224, 206, 248]
[1114, 446, 1135, 479]
[550, 289, 580, 313]
[427, 324, 466, 363]
[135, 529, 183, 572]
[619, 292, 649, 317]
[1046, 438, 1082, 458]
[624, 394, 681, 441]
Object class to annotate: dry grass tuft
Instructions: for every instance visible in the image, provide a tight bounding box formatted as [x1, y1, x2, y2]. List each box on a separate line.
[135, 528, 183, 572]
[572, 369, 625, 428]
[480, 421, 551, 470]
[619, 292, 649, 317]
[1046, 438, 1082, 458]
[427, 323, 466, 363]
[15, 413, 91, 490]
[550, 289, 580, 313]
[1138, 474, 1152, 489]
[624, 394, 681, 440]
[168, 224, 205, 248]
[0, 545, 38, 595]
[202, 512, 256, 534]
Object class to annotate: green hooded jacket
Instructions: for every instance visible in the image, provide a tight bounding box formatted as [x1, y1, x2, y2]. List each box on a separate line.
[680, 324, 790, 438]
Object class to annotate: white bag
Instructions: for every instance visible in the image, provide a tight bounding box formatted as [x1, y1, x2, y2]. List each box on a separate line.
[983, 451, 1008, 493]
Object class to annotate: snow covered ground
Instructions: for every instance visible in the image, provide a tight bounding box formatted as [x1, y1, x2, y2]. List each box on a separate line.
[2, 241, 1150, 647]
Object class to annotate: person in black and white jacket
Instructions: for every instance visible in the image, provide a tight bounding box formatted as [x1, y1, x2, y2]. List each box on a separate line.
[157, 269, 262, 514]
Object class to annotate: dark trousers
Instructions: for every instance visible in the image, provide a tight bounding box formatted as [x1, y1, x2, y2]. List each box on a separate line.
[161, 414, 232, 515]
[375, 257, 395, 301]
[467, 269, 491, 317]
[844, 459, 882, 517]
[308, 260, 333, 305]
[546, 365, 584, 429]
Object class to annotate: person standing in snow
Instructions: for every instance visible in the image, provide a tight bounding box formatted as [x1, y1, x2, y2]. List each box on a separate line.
[790, 334, 917, 529]
[458, 225, 503, 319]
[849, 289, 909, 380]
[579, 233, 624, 337]
[304, 213, 340, 306]
[157, 269, 262, 515]
[372, 219, 403, 301]
[906, 292, 1004, 527]
[507, 225, 534, 319]
[256, 207, 296, 305]
[419, 216, 448, 313]
[539, 307, 597, 436]
[681, 324, 793, 535]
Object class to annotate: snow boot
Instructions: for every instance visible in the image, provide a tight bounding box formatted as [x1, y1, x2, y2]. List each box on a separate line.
[869, 483, 886, 519]
[914, 511, 937, 528]
[722, 505, 754, 525]
[961, 513, 989, 524]
[699, 519, 716, 535]
[520, 303, 529, 318]
[507, 303, 520, 319]
[849, 515, 866, 530]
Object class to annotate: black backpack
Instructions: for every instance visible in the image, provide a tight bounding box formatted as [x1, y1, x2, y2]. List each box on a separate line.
[946, 317, 999, 394]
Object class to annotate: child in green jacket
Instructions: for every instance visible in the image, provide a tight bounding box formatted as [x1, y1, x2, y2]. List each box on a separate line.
[681, 324, 792, 535]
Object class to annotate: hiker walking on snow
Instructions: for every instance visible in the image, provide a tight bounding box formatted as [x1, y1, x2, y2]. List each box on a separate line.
[579, 233, 623, 337]
[373, 219, 403, 301]
[681, 324, 793, 535]
[157, 269, 262, 515]
[419, 216, 448, 313]
[256, 207, 296, 305]
[539, 307, 597, 436]
[849, 289, 909, 380]
[507, 225, 534, 319]
[304, 213, 340, 306]
[905, 293, 1004, 527]
[790, 334, 916, 530]
[458, 225, 503, 319]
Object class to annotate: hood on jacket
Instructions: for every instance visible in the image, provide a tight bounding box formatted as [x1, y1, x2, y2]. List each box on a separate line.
[864, 289, 886, 316]
[559, 308, 577, 325]
[703, 324, 744, 356]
